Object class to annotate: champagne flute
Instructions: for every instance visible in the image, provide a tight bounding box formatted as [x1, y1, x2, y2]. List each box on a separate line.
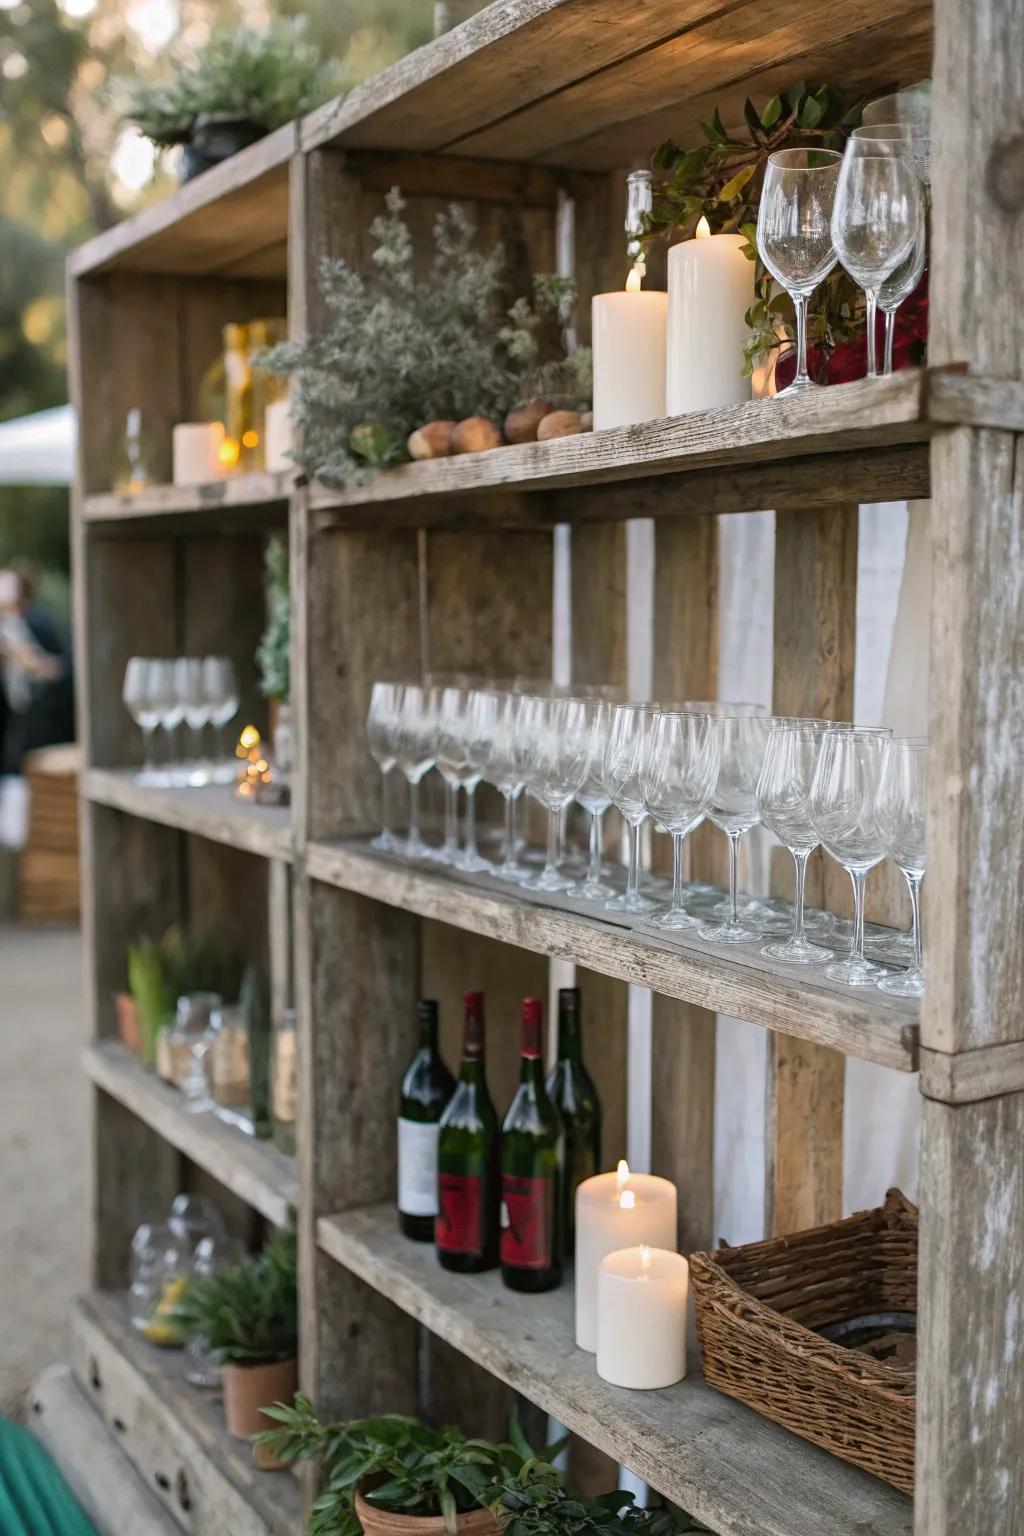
[875, 736, 928, 997]
[756, 149, 841, 395]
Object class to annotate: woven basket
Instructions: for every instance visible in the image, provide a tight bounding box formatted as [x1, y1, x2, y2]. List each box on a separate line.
[691, 1188, 917, 1492]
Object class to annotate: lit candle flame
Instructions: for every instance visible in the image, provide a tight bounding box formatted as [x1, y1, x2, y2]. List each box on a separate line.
[616, 1159, 630, 1189]
[696, 215, 711, 240]
[640, 1243, 651, 1269]
[620, 1189, 636, 1210]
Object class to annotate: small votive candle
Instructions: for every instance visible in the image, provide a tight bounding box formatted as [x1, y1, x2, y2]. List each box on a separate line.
[172, 422, 225, 485]
[597, 1244, 688, 1389]
[575, 1161, 677, 1352]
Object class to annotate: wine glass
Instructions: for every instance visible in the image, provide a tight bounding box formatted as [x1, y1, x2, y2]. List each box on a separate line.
[520, 695, 589, 893]
[460, 687, 496, 873]
[756, 721, 835, 964]
[602, 704, 656, 915]
[851, 125, 929, 376]
[148, 659, 184, 787]
[875, 736, 928, 997]
[696, 714, 771, 945]
[202, 656, 239, 784]
[640, 710, 719, 929]
[808, 728, 892, 985]
[394, 683, 437, 859]
[567, 698, 615, 901]
[831, 138, 924, 378]
[435, 686, 470, 866]
[123, 657, 160, 784]
[366, 681, 403, 852]
[177, 656, 210, 787]
[485, 690, 527, 882]
[756, 149, 842, 395]
[861, 85, 931, 135]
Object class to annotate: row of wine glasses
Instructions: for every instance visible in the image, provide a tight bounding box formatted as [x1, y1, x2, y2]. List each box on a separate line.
[366, 682, 927, 996]
[123, 655, 239, 787]
[757, 88, 929, 393]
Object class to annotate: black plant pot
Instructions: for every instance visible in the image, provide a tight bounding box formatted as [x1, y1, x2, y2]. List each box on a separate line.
[179, 117, 266, 183]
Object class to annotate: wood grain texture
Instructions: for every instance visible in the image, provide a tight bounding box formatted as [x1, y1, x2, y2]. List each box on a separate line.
[916, 1094, 1024, 1533]
[81, 539, 177, 765]
[72, 1292, 301, 1535]
[84, 770, 293, 861]
[92, 1092, 181, 1290]
[768, 505, 856, 1238]
[317, 1203, 914, 1536]
[83, 472, 293, 527]
[920, 1040, 1024, 1106]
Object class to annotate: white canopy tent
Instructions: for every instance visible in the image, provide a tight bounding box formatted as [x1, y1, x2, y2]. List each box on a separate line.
[0, 406, 75, 487]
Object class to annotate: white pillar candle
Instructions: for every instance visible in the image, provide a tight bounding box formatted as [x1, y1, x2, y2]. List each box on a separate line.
[172, 422, 225, 485]
[264, 396, 293, 474]
[591, 278, 668, 431]
[597, 1245, 689, 1390]
[666, 218, 753, 414]
[575, 1160, 677, 1351]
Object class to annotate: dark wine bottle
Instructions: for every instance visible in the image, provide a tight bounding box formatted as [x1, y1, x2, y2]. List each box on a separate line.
[397, 999, 456, 1241]
[436, 991, 499, 1272]
[500, 997, 564, 1293]
[545, 986, 601, 1257]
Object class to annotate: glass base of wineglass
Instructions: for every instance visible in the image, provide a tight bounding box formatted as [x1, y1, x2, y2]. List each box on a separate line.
[455, 849, 491, 874]
[696, 915, 760, 945]
[370, 829, 398, 853]
[566, 876, 615, 900]
[493, 858, 529, 883]
[802, 908, 836, 938]
[402, 834, 433, 861]
[825, 954, 889, 986]
[522, 865, 572, 893]
[761, 934, 833, 965]
[606, 888, 656, 915]
[878, 966, 925, 997]
[773, 373, 820, 398]
[649, 904, 700, 931]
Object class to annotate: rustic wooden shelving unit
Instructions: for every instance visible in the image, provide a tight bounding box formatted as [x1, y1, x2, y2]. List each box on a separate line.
[68, 0, 1023, 1531]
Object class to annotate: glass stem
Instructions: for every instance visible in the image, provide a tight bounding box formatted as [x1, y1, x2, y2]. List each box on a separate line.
[380, 768, 392, 840]
[671, 833, 685, 913]
[792, 849, 809, 941]
[503, 791, 516, 866]
[905, 869, 924, 972]
[142, 726, 155, 775]
[444, 781, 458, 857]
[727, 832, 741, 924]
[545, 807, 560, 877]
[464, 784, 479, 862]
[865, 291, 879, 377]
[408, 779, 421, 849]
[588, 810, 604, 885]
[883, 308, 896, 375]
[793, 294, 809, 384]
[850, 868, 868, 962]
[626, 821, 642, 902]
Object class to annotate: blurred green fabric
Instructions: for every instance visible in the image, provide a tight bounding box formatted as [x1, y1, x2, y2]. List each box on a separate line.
[0, 1421, 99, 1536]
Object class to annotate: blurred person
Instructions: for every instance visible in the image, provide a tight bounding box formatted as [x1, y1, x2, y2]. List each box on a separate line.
[0, 561, 74, 775]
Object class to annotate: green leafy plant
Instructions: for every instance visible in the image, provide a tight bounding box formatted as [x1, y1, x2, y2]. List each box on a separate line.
[121, 20, 340, 147]
[492, 1461, 711, 1536]
[265, 188, 590, 488]
[646, 82, 867, 376]
[255, 535, 289, 703]
[176, 1231, 298, 1368]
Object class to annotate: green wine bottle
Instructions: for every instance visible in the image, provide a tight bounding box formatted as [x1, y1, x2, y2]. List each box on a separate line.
[436, 991, 499, 1272]
[397, 999, 455, 1241]
[500, 997, 564, 1293]
[545, 986, 601, 1256]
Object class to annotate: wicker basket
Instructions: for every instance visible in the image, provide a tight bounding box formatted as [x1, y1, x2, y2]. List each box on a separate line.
[691, 1188, 917, 1492]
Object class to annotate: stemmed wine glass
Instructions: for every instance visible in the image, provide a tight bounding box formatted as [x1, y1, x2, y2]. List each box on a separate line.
[756, 720, 834, 964]
[756, 149, 842, 394]
[831, 138, 924, 378]
[851, 124, 929, 376]
[567, 699, 614, 901]
[875, 736, 928, 996]
[602, 704, 656, 915]
[435, 686, 470, 866]
[394, 683, 437, 859]
[808, 728, 892, 985]
[520, 695, 589, 892]
[202, 656, 239, 784]
[485, 691, 527, 881]
[366, 681, 403, 852]
[696, 714, 771, 945]
[640, 710, 719, 929]
[459, 688, 494, 873]
[150, 659, 184, 787]
[177, 657, 210, 787]
[123, 657, 160, 784]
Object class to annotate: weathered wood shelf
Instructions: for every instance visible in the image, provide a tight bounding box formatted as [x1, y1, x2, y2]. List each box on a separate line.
[83, 471, 294, 529]
[307, 839, 919, 1072]
[72, 1291, 301, 1536]
[318, 1202, 913, 1536]
[85, 769, 293, 862]
[84, 1041, 298, 1226]
[311, 372, 935, 528]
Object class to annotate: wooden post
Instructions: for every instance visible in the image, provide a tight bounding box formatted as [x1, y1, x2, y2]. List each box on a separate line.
[765, 505, 857, 1236]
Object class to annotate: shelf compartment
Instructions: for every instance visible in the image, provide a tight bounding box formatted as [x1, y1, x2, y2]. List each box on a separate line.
[85, 769, 293, 863]
[317, 1202, 914, 1536]
[72, 1290, 301, 1536]
[306, 839, 919, 1072]
[311, 372, 933, 529]
[85, 1041, 298, 1227]
[83, 471, 294, 530]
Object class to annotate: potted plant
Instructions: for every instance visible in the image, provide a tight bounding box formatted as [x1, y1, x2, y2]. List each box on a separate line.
[255, 535, 291, 774]
[121, 20, 340, 183]
[177, 1232, 298, 1440]
[491, 1461, 712, 1536]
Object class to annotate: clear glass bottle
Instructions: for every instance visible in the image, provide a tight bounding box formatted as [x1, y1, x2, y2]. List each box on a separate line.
[272, 1008, 298, 1156]
[113, 408, 155, 494]
[130, 1221, 190, 1346]
[169, 992, 222, 1110]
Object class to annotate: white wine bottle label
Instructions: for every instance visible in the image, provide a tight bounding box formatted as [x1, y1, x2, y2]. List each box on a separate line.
[397, 1118, 441, 1216]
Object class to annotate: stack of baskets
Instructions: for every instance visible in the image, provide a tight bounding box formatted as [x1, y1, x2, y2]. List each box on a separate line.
[19, 744, 80, 923]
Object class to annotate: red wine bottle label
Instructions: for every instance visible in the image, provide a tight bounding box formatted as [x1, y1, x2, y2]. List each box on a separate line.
[436, 1172, 483, 1254]
[500, 1173, 553, 1269]
[397, 1119, 440, 1217]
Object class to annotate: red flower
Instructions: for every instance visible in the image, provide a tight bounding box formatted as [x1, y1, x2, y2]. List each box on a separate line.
[772, 270, 928, 389]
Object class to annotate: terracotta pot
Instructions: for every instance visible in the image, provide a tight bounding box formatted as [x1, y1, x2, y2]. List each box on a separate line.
[221, 1357, 298, 1440]
[355, 1490, 497, 1536]
[114, 992, 141, 1055]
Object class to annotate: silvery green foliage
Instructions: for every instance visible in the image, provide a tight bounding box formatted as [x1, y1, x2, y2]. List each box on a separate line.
[255, 535, 289, 703]
[265, 189, 591, 488]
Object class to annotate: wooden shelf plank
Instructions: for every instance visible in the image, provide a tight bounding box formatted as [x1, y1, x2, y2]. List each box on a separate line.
[318, 1203, 914, 1536]
[306, 839, 918, 1072]
[83, 472, 294, 528]
[311, 373, 931, 528]
[70, 127, 295, 278]
[85, 769, 293, 863]
[72, 1291, 301, 1536]
[84, 1041, 299, 1226]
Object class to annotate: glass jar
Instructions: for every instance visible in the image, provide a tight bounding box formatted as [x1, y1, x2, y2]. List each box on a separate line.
[271, 1008, 298, 1156]
[169, 992, 222, 1109]
[183, 1232, 245, 1386]
[130, 1222, 190, 1346]
[210, 1003, 251, 1110]
[167, 1192, 226, 1249]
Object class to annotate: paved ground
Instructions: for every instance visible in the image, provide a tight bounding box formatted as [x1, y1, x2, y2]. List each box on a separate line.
[0, 924, 86, 1417]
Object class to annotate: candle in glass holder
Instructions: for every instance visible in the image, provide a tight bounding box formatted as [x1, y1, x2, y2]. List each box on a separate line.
[597, 1244, 688, 1389]
[575, 1160, 677, 1351]
[666, 217, 753, 414]
[172, 422, 226, 485]
[591, 270, 668, 431]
